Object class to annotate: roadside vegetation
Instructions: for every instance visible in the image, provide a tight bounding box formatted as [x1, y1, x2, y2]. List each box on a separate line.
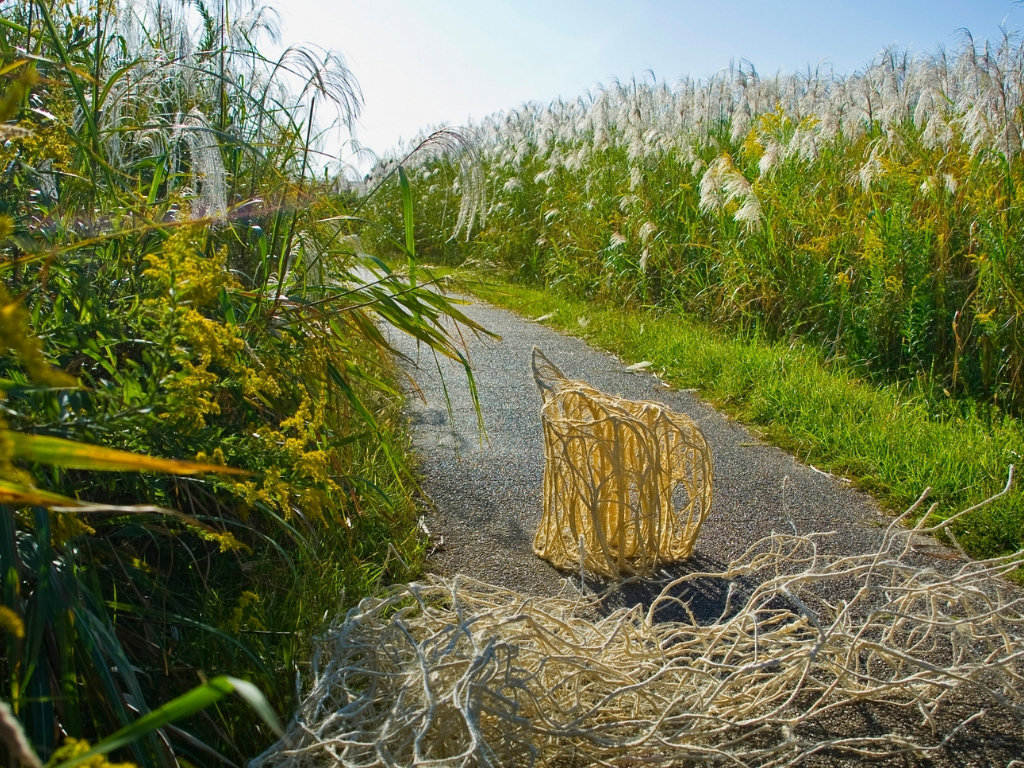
[466, 278, 1024, 561]
[6, 3, 1024, 764]
[0, 1, 480, 766]
[363, 34, 1024, 563]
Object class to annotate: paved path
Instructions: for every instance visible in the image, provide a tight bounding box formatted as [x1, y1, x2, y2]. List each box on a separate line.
[383, 296, 1022, 765]
[388, 298, 892, 610]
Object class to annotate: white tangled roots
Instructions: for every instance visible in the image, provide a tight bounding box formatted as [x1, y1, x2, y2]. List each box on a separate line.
[252, 477, 1024, 768]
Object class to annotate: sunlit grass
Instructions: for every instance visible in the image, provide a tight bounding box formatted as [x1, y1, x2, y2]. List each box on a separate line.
[366, 36, 1024, 419]
[467, 275, 1024, 563]
[358, 33, 1024, 564]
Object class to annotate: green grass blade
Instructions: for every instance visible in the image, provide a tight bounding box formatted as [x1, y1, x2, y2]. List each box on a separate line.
[5, 433, 248, 475]
[52, 677, 283, 768]
[399, 165, 416, 268]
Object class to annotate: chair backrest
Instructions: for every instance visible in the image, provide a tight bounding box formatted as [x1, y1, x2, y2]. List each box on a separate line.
[531, 347, 571, 400]
[530, 348, 714, 578]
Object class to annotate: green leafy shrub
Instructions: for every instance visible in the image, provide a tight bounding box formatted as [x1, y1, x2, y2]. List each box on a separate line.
[0, 1, 482, 764]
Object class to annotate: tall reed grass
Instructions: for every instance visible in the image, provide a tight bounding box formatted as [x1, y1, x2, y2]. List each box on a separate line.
[369, 35, 1024, 418]
[0, 1, 480, 764]
[360, 33, 1024, 562]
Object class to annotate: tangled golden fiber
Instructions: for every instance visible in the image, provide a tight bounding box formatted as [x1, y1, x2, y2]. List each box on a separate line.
[531, 348, 714, 578]
[249, 474, 1024, 768]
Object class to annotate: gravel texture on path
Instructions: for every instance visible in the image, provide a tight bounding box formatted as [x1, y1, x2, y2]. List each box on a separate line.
[380, 296, 1023, 766]
[389, 297, 893, 605]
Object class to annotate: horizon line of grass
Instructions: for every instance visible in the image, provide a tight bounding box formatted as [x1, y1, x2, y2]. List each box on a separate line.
[461, 272, 1023, 565]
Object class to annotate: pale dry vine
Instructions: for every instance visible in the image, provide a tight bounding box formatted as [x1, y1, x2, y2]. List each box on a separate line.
[250, 470, 1024, 768]
[532, 348, 713, 578]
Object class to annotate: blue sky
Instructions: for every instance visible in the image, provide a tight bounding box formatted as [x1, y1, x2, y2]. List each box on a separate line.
[275, 1, 1023, 171]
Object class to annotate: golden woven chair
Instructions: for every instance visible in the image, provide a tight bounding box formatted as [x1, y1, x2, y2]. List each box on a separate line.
[532, 349, 713, 578]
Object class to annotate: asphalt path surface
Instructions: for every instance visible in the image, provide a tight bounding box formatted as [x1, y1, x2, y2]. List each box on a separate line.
[389, 298, 892, 604]
[385, 295, 1024, 766]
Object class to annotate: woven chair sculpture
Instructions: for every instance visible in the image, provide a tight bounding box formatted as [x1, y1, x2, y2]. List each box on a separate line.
[532, 349, 713, 579]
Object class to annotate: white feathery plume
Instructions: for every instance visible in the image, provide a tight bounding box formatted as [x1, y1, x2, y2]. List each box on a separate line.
[855, 140, 884, 193]
[731, 102, 752, 143]
[699, 156, 733, 213]
[961, 102, 995, 157]
[173, 108, 227, 220]
[720, 159, 754, 201]
[560, 151, 577, 173]
[629, 165, 644, 190]
[790, 126, 820, 163]
[758, 136, 782, 176]
[699, 154, 762, 231]
[642, 127, 666, 156]
[923, 112, 954, 150]
[638, 247, 650, 272]
[734, 192, 763, 232]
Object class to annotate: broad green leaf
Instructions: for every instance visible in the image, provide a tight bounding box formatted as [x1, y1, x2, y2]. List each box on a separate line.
[398, 165, 416, 262]
[0, 58, 33, 78]
[0, 479, 83, 508]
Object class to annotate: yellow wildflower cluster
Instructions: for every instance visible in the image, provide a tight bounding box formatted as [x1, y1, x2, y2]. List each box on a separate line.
[243, 366, 282, 402]
[278, 396, 318, 439]
[143, 231, 238, 307]
[179, 308, 244, 369]
[228, 392, 344, 524]
[0, 285, 75, 388]
[68, 1, 119, 28]
[225, 590, 265, 634]
[196, 527, 247, 554]
[48, 737, 136, 768]
[49, 512, 96, 543]
[295, 450, 331, 484]
[230, 467, 292, 520]
[194, 447, 228, 466]
[160, 359, 222, 428]
[0, 66, 75, 178]
[0, 283, 75, 488]
[143, 230, 250, 428]
[975, 307, 997, 325]
[141, 229, 351, 532]
[860, 224, 885, 268]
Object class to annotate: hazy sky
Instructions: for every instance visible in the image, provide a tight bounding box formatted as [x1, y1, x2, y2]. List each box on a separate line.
[272, 0, 1023, 172]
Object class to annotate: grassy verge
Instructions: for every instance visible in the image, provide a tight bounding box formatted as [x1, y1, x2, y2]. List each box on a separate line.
[462, 273, 1024, 563]
[0, 5, 473, 765]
